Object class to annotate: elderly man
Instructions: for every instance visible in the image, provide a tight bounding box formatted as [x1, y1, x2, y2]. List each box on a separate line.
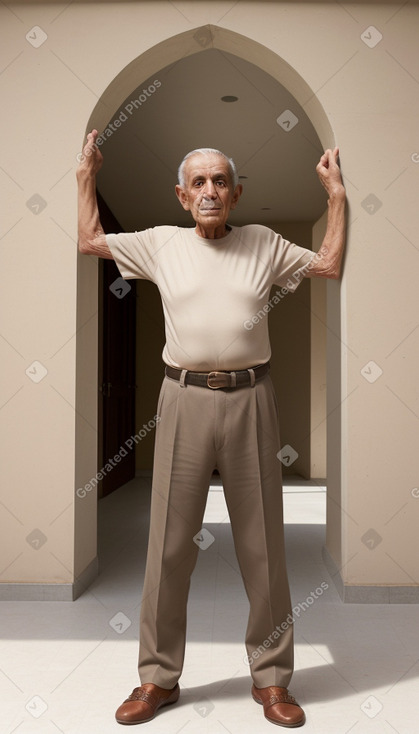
[77, 131, 345, 728]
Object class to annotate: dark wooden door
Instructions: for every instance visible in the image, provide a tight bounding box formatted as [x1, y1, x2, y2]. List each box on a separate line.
[97, 191, 136, 497]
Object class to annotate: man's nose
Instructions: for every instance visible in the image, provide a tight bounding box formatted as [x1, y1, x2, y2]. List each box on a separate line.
[202, 180, 217, 197]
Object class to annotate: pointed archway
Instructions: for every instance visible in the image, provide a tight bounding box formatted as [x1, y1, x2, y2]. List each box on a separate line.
[75, 24, 341, 596]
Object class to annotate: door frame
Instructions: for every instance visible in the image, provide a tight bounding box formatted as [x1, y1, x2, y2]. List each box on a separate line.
[74, 24, 341, 595]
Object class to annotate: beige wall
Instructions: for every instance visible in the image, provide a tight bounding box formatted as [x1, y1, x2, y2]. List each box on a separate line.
[1, 1, 418, 599]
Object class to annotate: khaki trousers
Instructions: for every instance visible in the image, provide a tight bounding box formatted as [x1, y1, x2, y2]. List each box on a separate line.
[138, 372, 293, 689]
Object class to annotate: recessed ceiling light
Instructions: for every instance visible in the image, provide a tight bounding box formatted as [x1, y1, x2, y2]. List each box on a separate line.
[221, 95, 238, 102]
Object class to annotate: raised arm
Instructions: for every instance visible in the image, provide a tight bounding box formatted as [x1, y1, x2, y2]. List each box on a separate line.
[76, 129, 113, 258]
[306, 147, 346, 280]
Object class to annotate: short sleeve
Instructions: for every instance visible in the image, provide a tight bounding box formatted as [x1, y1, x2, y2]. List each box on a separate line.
[270, 232, 315, 292]
[106, 229, 158, 281]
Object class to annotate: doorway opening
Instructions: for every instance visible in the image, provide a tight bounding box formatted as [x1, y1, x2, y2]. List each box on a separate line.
[76, 25, 341, 588]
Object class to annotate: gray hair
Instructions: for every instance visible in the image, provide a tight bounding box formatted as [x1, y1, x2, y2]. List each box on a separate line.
[177, 148, 239, 189]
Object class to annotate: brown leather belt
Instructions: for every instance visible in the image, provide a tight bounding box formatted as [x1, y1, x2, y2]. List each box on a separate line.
[164, 361, 270, 390]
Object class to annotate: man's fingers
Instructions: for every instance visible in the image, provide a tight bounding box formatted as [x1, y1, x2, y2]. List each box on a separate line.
[332, 147, 341, 167]
[316, 152, 329, 173]
[82, 130, 103, 160]
[86, 130, 97, 147]
[315, 147, 344, 195]
[77, 129, 103, 172]
[317, 147, 340, 173]
[83, 129, 99, 153]
[324, 148, 337, 166]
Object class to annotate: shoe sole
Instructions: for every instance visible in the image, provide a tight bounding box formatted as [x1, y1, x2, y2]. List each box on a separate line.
[252, 694, 306, 728]
[116, 688, 180, 725]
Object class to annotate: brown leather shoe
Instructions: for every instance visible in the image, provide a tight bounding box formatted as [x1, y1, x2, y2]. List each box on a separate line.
[252, 685, 305, 727]
[115, 682, 180, 724]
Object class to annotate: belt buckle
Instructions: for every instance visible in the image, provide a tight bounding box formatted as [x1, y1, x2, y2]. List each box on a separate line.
[207, 371, 230, 389]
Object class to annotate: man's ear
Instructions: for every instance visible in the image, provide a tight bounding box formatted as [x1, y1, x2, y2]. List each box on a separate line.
[230, 184, 243, 210]
[175, 185, 190, 211]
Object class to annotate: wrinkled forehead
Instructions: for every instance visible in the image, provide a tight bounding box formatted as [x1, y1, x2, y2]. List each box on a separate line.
[183, 152, 232, 183]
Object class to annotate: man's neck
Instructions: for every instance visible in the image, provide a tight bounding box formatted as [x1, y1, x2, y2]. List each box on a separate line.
[194, 223, 231, 239]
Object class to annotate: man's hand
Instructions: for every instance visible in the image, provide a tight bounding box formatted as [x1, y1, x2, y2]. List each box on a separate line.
[77, 129, 103, 179]
[316, 147, 345, 199]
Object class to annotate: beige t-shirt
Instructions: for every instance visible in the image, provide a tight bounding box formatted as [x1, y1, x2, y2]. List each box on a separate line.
[106, 224, 314, 371]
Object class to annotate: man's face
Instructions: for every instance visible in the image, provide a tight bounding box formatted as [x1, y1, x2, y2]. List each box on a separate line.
[175, 153, 242, 235]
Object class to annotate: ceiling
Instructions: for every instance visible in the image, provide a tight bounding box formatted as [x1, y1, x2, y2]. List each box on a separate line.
[96, 48, 328, 232]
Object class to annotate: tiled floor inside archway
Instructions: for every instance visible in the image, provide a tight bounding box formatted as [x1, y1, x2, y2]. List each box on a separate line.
[2, 476, 418, 733]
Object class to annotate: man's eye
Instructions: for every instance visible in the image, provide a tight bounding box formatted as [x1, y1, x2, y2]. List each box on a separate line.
[194, 181, 203, 187]
[216, 180, 226, 187]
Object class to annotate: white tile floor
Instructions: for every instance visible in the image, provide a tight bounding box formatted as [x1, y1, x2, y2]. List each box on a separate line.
[2, 476, 418, 734]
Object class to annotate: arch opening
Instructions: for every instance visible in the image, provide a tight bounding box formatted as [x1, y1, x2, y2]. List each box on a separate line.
[75, 24, 341, 593]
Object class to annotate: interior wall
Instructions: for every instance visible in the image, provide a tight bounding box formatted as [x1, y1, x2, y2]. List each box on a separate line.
[1, 1, 418, 600]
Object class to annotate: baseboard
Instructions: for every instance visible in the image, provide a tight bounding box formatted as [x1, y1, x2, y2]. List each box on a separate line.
[0, 556, 98, 602]
[322, 546, 419, 603]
